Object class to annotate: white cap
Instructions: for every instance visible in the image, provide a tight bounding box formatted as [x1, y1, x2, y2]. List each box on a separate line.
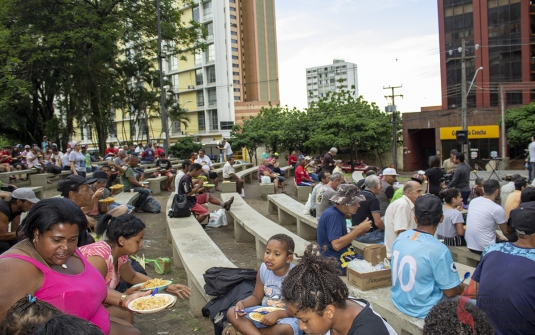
[382, 168, 398, 176]
[418, 170, 425, 175]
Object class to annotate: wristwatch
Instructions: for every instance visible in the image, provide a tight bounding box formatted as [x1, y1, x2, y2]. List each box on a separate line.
[119, 294, 127, 307]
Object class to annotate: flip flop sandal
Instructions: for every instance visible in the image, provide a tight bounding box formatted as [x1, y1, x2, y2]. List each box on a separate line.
[223, 325, 241, 335]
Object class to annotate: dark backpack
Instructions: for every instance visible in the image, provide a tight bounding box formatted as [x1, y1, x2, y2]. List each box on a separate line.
[203, 267, 257, 297]
[168, 193, 191, 218]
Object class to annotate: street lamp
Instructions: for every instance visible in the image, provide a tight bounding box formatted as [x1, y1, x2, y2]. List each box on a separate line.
[156, 0, 169, 153]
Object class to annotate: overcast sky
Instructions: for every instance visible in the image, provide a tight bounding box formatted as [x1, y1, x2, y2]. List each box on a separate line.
[274, 0, 442, 114]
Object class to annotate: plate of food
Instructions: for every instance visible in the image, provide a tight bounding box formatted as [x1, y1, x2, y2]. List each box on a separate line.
[98, 197, 115, 203]
[128, 293, 176, 314]
[203, 183, 215, 188]
[109, 184, 124, 191]
[131, 278, 172, 293]
[245, 307, 285, 322]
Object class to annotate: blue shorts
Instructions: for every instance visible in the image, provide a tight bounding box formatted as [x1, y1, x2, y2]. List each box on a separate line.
[234, 306, 302, 335]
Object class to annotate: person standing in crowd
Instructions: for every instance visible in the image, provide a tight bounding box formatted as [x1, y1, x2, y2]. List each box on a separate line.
[217, 139, 233, 161]
[471, 202, 535, 334]
[140, 143, 155, 164]
[0, 188, 39, 254]
[505, 179, 527, 220]
[81, 145, 97, 173]
[154, 152, 174, 192]
[40, 136, 50, 151]
[288, 150, 298, 168]
[391, 195, 464, 319]
[178, 163, 234, 224]
[352, 175, 385, 244]
[118, 156, 152, 213]
[321, 147, 337, 174]
[377, 168, 398, 217]
[316, 184, 371, 275]
[195, 149, 220, 192]
[315, 173, 344, 220]
[442, 149, 458, 174]
[295, 158, 315, 187]
[437, 188, 465, 246]
[529, 135, 535, 181]
[223, 157, 244, 197]
[310, 171, 330, 217]
[447, 152, 471, 205]
[262, 147, 270, 160]
[384, 181, 423, 258]
[69, 142, 87, 178]
[465, 179, 510, 255]
[424, 156, 444, 196]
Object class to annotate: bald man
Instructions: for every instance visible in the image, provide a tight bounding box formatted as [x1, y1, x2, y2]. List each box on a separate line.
[384, 181, 424, 258]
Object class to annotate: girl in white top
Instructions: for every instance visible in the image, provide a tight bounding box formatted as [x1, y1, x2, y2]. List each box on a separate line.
[437, 188, 465, 246]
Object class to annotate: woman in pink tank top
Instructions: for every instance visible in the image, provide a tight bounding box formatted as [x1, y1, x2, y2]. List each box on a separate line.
[80, 213, 191, 324]
[0, 198, 147, 335]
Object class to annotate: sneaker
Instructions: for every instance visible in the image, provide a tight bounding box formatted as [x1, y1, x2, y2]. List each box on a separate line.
[223, 196, 234, 211]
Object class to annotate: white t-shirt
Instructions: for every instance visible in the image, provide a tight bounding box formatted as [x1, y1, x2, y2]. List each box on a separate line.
[223, 142, 232, 155]
[26, 151, 39, 168]
[223, 161, 235, 179]
[437, 208, 464, 238]
[530, 142, 535, 162]
[195, 155, 212, 168]
[69, 151, 86, 172]
[135, 146, 143, 153]
[384, 195, 416, 258]
[465, 197, 506, 251]
[62, 152, 71, 167]
[51, 153, 62, 166]
[174, 170, 186, 194]
[500, 182, 515, 207]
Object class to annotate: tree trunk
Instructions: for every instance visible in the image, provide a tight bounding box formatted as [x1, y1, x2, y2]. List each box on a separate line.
[374, 149, 383, 169]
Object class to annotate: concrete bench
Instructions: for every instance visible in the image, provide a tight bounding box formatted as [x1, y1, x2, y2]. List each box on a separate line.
[267, 194, 318, 240]
[343, 261, 475, 335]
[113, 191, 140, 206]
[0, 169, 38, 184]
[29, 173, 56, 192]
[220, 193, 309, 264]
[448, 246, 481, 267]
[259, 183, 275, 200]
[27, 186, 43, 200]
[296, 185, 313, 201]
[165, 195, 236, 317]
[236, 166, 258, 184]
[146, 175, 168, 194]
[233, 162, 252, 172]
[280, 165, 294, 177]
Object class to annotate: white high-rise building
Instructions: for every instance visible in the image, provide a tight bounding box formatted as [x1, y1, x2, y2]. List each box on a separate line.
[306, 59, 358, 106]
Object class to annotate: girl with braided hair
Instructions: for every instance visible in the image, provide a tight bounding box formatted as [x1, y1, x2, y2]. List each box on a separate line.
[281, 243, 397, 335]
[0, 295, 61, 335]
[224, 234, 302, 335]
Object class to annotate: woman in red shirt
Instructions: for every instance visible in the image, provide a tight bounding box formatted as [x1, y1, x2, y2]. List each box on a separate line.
[288, 150, 298, 168]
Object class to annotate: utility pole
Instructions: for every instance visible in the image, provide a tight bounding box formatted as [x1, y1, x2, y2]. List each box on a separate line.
[460, 39, 468, 159]
[384, 85, 403, 170]
[157, 0, 169, 154]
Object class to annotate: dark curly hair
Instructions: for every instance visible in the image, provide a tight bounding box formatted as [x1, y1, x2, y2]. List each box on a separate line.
[281, 243, 347, 315]
[0, 295, 61, 335]
[31, 314, 104, 335]
[96, 214, 146, 245]
[423, 299, 494, 335]
[267, 234, 295, 256]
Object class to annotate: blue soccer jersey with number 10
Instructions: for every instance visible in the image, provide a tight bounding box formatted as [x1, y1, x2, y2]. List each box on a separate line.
[390, 229, 461, 318]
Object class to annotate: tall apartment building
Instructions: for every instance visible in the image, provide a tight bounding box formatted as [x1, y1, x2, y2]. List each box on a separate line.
[438, 0, 534, 110]
[306, 59, 358, 106]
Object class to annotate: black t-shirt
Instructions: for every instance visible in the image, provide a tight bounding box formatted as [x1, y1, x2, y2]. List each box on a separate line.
[351, 190, 381, 230]
[178, 174, 197, 207]
[348, 299, 395, 335]
[0, 200, 21, 221]
[425, 167, 444, 196]
[155, 159, 172, 171]
[106, 173, 118, 189]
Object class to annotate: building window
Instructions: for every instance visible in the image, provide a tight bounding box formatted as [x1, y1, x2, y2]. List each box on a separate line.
[233, 71, 239, 76]
[205, 22, 213, 40]
[232, 55, 238, 60]
[233, 80, 240, 84]
[192, 6, 199, 22]
[197, 90, 204, 107]
[230, 15, 236, 19]
[231, 39, 238, 44]
[210, 110, 218, 130]
[234, 96, 240, 101]
[203, 1, 212, 20]
[197, 111, 205, 131]
[207, 66, 216, 83]
[206, 44, 215, 62]
[169, 56, 178, 71]
[231, 47, 238, 52]
[230, 6, 236, 11]
[195, 69, 203, 86]
[194, 51, 202, 65]
[208, 88, 217, 105]
[172, 121, 181, 133]
[229, 0, 235, 2]
[233, 88, 240, 92]
[232, 63, 239, 68]
[220, 121, 234, 130]
[231, 31, 237, 35]
[171, 74, 178, 89]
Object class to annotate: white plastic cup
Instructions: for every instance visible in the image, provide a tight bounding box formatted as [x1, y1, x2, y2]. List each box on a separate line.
[130, 189, 134, 193]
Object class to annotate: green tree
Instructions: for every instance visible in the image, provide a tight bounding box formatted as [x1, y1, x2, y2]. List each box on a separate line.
[168, 137, 202, 160]
[498, 103, 535, 148]
[230, 116, 266, 164]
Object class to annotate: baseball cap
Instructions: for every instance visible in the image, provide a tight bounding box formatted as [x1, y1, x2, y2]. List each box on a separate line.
[414, 194, 443, 220]
[510, 202, 535, 235]
[24, 145, 30, 149]
[81, 144, 87, 149]
[93, 171, 108, 182]
[383, 168, 399, 176]
[57, 175, 97, 197]
[12, 188, 40, 204]
[411, 174, 424, 184]
[329, 184, 365, 206]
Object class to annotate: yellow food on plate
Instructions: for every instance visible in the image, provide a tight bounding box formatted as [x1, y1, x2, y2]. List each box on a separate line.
[109, 184, 124, 190]
[131, 295, 171, 311]
[98, 197, 115, 203]
[248, 307, 285, 322]
[141, 278, 169, 289]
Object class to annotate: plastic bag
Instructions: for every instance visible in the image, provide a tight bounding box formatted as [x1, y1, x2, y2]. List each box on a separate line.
[304, 194, 312, 214]
[207, 209, 228, 228]
[261, 176, 272, 184]
[347, 259, 376, 273]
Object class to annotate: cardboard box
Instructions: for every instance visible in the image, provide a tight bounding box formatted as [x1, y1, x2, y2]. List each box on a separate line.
[347, 244, 391, 291]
